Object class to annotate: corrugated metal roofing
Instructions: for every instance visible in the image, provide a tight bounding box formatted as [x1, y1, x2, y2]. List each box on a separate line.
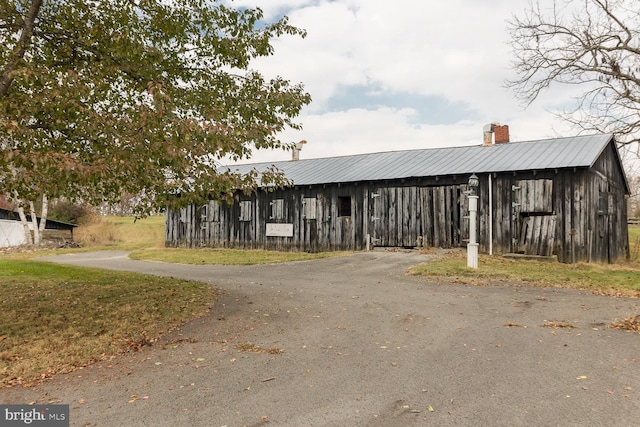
[224, 134, 616, 187]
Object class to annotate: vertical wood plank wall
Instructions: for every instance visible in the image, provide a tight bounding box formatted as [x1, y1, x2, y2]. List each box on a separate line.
[166, 181, 470, 252]
[166, 142, 628, 263]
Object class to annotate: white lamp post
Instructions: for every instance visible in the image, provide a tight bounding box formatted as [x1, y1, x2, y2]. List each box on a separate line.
[467, 173, 479, 269]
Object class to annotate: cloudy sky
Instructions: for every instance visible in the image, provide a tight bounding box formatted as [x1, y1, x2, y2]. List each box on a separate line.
[223, 0, 588, 165]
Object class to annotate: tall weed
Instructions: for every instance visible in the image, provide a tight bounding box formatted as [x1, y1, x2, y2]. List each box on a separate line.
[629, 226, 640, 262]
[75, 216, 119, 246]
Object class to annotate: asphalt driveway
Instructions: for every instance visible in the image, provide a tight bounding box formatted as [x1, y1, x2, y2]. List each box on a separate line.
[2, 250, 639, 426]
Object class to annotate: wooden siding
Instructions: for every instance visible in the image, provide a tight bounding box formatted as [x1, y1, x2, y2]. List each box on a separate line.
[167, 185, 369, 252]
[368, 185, 467, 248]
[167, 181, 471, 252]
[166, 141, 629, 263]
[475, 147, 628, 263]
[519, 215, 556, 256]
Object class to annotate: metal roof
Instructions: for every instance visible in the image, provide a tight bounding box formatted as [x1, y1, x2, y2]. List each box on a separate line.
[0, 208, 78, 228]
[224, 134, 618, 187]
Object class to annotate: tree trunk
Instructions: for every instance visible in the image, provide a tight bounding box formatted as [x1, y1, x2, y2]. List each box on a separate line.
[29, 200, 41, 246]
[16, 204, 34, 246]
[38, 194, 48, 242]
[11, 194, 49, 246]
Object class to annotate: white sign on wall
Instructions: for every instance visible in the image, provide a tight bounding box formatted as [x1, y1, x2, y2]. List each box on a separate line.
[266, 223, 294, 237]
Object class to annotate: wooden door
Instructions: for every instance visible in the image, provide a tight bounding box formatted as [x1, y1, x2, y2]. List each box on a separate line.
[513, 179, 555, 256]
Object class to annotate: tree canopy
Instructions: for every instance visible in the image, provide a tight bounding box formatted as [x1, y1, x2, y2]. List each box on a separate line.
[506, 0, 640, 147]
[0, 0, 311, 215]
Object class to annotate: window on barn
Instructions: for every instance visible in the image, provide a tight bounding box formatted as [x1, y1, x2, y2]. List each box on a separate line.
[270, 199, 285, 220]
[207, 201, 220, 222]
[303, 197, 316, 219]
[515, 179, 553, 213]
[338, 196, 351, 217]
[239, 200, 252, 221]
[598, 191, 614, 216]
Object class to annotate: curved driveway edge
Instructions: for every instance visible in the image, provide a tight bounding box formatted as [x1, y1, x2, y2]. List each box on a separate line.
[2, 250, 639, 426]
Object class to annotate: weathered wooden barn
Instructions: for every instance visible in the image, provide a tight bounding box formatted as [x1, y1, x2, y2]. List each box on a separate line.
[166, 132, 630, 263]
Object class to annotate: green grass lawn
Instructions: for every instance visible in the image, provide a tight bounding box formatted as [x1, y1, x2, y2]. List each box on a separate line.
[629, 225, 640, 262]
[73, 215, 166, 250]
[0, 259, 213, 388]
[410, 225, 640, 298]
[129, 247, 349, 265]
[409, 250, 640, 297]
[75, 216, 347, 264]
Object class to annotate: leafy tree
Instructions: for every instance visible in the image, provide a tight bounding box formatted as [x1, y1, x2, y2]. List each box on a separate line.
[0, 0, 310, 244]
[506, 0, 640, 147]
[48, 198, 95, 224]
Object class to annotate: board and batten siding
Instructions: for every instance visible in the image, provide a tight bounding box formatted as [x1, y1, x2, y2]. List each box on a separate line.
[166, 181, 472, 252]
[475, 158, 628, 263]
[368, 185, 469, 248]
[547, 143, 628, 263]
[166, 184, 370, 252]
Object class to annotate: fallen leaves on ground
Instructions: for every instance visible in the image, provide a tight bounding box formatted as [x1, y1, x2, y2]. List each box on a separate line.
[127, 394, 149, 403]
[542, 321, 575, 329]
[234, 342, 284, 354]
[610, 315, 640, 332]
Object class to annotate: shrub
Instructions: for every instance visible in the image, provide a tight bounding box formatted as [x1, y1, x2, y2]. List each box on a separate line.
[48, 200, 96, 225]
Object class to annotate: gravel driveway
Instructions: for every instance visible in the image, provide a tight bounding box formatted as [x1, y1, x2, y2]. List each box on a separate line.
[2, 250, 639, 426]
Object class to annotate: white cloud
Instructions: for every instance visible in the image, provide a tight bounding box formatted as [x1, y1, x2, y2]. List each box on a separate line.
[224, 0, 594, 165]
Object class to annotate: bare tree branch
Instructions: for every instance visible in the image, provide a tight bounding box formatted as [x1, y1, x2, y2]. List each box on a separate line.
[0, 0, 42, 96]
[506, 0, 640, 146]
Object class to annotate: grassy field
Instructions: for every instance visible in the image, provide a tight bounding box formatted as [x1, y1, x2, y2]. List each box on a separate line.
[129, 247, 348, 264]
[75, 215, 347, 264]
[0, 215, 170, 388]
[0, 259, 213, 388]
[629, 225, 640, 262]
[74, 215, 166, 250]
[410, 225, 640, 298]
[410, 250, 640, 297]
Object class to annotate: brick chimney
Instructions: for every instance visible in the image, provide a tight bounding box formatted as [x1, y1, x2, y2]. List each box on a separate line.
[494, 124, 510, 144]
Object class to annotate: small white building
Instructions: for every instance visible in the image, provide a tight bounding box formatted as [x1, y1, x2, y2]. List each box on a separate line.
[0, 219, 27, 247]
[0, 208, 77, 247]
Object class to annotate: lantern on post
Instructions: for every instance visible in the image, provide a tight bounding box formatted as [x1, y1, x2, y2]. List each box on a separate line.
[467, 173, 479, 268]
